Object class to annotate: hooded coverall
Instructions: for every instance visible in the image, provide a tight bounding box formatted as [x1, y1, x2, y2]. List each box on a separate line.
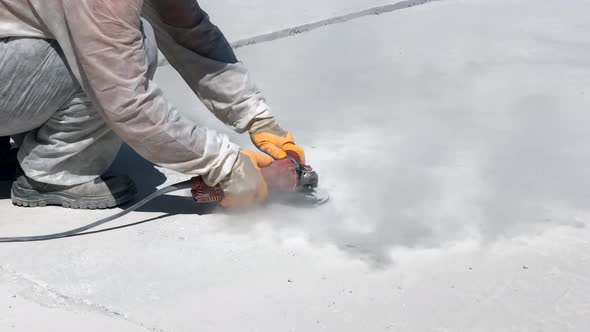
[0, 0, 273, 187]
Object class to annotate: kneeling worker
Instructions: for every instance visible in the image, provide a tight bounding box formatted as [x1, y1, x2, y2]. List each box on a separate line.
[0, 0, 305, 209]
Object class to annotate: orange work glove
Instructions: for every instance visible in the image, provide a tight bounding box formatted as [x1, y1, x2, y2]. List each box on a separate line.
[220, 150, 274, 207]
[248, 118, 306, 164]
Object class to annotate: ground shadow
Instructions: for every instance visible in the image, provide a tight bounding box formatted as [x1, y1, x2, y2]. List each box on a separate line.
[132, 195, 218, 215]
[0, 180, 10, 200]
[109, 144, 168, 198]
[110, 145, 217, 215]
[0, 143, 17, 199]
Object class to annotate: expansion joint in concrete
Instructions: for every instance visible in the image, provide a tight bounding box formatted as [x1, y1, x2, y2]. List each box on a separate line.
[231, 0, 440, 48]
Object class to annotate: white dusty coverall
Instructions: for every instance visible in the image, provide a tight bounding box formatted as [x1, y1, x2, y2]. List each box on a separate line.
[0, 0, 272, 186]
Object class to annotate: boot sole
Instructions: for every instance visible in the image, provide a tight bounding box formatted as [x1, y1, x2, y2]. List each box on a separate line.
[11, 182, 137, 210]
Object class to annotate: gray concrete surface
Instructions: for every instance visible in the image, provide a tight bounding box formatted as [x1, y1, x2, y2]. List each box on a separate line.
[199, 0, 404, 41]
[2, 0, 590, 331]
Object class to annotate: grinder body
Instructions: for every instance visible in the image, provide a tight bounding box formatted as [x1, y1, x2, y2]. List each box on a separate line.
[190, 154, 318, 203]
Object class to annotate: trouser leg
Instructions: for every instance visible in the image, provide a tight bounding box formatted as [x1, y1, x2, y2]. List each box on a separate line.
[18, 90, 123, 185]
[0, 18, 158, 186]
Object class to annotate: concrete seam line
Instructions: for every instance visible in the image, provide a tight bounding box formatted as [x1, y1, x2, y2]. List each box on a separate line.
[231, 0, 441, 49]
[0, 265, 162, 332]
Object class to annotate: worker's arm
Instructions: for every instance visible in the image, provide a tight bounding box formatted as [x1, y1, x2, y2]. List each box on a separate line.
[142, 0, 306, 162]
[142, 0, 269, 133]
[38, 0, 238, 185]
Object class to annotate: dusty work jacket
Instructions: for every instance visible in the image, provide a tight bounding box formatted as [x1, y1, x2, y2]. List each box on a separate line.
[0, 0, 271, 185]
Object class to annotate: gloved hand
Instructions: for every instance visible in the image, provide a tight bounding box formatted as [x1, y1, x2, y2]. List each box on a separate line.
[220, 150, 274, 207]
[249, 118, 306, 163]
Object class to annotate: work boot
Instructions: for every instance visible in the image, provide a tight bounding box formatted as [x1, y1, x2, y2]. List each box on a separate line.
[11, 174, 136, 209]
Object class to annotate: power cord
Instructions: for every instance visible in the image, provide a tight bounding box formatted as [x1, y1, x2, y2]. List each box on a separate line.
[0, 180, 193, 243]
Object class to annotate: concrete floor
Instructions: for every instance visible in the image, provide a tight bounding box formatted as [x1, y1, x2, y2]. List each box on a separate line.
[2, 0, 590, 331]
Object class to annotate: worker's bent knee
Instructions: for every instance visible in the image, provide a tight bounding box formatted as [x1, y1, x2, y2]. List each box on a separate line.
[0, 38, 79, 136]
